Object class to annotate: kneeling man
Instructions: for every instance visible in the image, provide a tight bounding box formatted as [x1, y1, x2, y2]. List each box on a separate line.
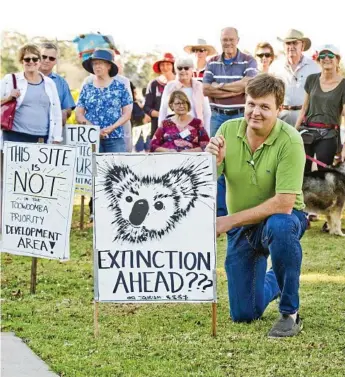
[206, 74, 308, 338]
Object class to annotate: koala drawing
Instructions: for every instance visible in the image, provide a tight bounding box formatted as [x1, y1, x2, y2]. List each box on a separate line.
[98, 158, 214, 243]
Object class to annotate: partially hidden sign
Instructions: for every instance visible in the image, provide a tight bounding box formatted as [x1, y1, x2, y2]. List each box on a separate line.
[93, 153, 217, 303]
[65, 124, 100, 195]
[1, 142, 77, 260]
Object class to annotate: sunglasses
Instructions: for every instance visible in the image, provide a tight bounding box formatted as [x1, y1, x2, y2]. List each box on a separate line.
[256, 53, 272, 58]
[42, 55, 56, 62]
[285, 41, 301, 46]
[23, 57, 40, 63]
[318, 52, 336, 60]
[192, 48, 206, 53]
[177, 66, 191, 71]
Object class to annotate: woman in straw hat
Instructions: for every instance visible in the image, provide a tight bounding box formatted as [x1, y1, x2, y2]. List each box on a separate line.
[184, 38, 217, 82]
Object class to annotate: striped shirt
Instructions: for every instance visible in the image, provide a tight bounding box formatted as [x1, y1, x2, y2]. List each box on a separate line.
[203, 50, 258, 109]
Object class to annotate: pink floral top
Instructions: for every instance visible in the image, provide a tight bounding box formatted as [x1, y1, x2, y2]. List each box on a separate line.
[150, 118, 210, 152]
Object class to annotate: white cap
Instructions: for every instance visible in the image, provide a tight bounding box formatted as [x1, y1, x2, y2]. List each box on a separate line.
[317, 44, 341, 56]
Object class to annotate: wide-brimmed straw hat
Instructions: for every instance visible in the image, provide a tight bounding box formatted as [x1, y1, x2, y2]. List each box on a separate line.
[184, 38, 217, 56]
[152, 53, 175, 74]
[82, 48, 118, 77]
[277, 29, 311, 51]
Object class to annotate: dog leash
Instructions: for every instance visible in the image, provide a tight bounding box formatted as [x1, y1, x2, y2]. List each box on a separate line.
[305, 155, 329, 169]
[305, 154, 345, 177]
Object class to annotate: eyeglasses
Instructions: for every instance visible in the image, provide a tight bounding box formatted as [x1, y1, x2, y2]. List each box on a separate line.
[192, 48, 206, 53]
[42, 55, 56, 62]
[177, 66, 191, 71]
[318, 52, 336, 60]
[256, 53, 272, 58]
[23, 57, 40, 63]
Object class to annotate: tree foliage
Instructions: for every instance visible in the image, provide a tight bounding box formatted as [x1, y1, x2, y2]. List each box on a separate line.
[123, 51, 160, 90]
[1, 31, 161, 91]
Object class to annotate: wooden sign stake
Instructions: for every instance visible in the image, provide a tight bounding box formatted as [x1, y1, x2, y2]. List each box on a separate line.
[94, 301, 99, 337]
[30, 137, 44, 294]
[212, 302, 217, 337]
[80, 195, 85, 230]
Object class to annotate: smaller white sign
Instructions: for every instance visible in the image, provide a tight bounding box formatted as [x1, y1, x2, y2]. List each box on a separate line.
[64, 124, 100, 195]
[1, 142, 77, 260]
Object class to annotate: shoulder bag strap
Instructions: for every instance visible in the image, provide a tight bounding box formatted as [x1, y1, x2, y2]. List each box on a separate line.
[11, 73, 17, 90]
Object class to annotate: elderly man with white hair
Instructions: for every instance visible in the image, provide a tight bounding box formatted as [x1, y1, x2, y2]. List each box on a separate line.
[158, 57, 211, 135]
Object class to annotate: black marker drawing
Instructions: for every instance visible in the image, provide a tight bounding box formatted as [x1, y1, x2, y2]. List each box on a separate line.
[98, 158, 213, 244]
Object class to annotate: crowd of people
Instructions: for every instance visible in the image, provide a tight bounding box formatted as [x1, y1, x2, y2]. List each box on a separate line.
[1, 26, 345, 339]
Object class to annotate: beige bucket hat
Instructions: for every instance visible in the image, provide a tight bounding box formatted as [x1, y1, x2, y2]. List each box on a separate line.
[277, 29, 311, 51]
[184, 38, 217, 56]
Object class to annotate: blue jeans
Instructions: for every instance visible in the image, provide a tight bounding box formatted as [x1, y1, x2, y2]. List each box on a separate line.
[225, 210, 308, 322]
[3, 130, 48, 143]
[99, 137, 126, 153]
[210, 111, 243, 217]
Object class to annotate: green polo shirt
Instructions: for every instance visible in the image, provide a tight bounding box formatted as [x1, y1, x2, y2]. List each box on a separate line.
[217, 118, 305, 214]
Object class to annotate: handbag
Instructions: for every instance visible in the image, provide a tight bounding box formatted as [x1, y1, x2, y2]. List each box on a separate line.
[1, 74, 17, 131]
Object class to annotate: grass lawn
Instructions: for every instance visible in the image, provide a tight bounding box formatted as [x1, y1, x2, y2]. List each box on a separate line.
[1, 208, 345, 377]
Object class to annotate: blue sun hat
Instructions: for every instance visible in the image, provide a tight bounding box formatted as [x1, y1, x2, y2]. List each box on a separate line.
[82, 49, 118, 77]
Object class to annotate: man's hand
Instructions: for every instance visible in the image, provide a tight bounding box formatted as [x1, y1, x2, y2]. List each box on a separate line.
[341, 145, 345, 162]
[205, 136, 226, 166]
[216, 216, 232, 236]
[211, 82, 223, 89]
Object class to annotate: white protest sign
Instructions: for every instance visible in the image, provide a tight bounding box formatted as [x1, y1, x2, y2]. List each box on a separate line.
[64, 124, 100, 195]
[1, 142, 77, 260]
[93, 153, 217, 303]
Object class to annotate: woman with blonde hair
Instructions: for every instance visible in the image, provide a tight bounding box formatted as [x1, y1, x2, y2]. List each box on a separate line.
[254, 42, 275, 73]
[150, 90, 209, 152]
[1, 43, 62, 144]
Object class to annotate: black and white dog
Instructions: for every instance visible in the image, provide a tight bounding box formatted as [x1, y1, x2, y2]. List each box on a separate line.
[303, 161, 345, 236]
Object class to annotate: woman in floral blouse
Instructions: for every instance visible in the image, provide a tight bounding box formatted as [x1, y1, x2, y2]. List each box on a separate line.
[76, 48, 132, 152]
[76, 48, 132, 221]
[150, 90, 209, 152]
